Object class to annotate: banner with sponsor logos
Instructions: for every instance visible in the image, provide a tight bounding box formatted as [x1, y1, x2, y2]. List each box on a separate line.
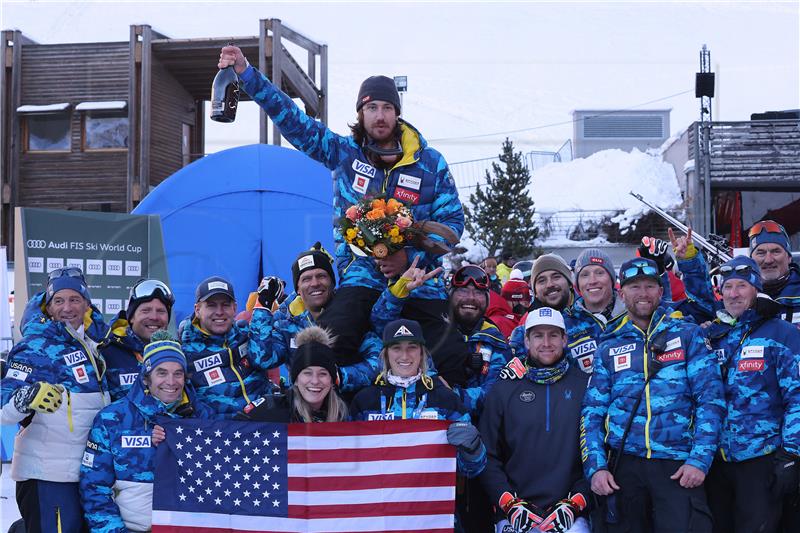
[14, 207, 168, 340]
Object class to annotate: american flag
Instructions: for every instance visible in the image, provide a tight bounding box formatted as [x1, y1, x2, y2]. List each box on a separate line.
[151, 418, 456, 532]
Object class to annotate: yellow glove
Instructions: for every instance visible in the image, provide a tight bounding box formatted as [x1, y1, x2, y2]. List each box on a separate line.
[13, 382, 65, 414]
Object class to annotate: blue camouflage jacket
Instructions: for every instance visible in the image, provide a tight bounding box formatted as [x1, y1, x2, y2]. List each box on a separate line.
[371, 286, 508, 420]
[98, 314, 146, 402]
[20, 291, 108, 342]
[80, 370, 212, 532]
[180, 309, 276, 418]
[350, 373, 487, 478]
[509, 296, 625, 374]
[239, 66, 464, 299]
[705, 308, 800, 462]
[263, 294, 381, 393]
[580, 307, 725, 479]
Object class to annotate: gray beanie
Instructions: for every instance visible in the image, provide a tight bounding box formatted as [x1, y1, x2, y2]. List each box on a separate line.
[574, 248, 616, 290]
[531, 254, 572, 286]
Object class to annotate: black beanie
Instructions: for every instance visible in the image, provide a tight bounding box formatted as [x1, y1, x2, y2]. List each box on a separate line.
[292, 242, 335, 291]
[290, 342, 338, 383]
[356, 75, 401, 113]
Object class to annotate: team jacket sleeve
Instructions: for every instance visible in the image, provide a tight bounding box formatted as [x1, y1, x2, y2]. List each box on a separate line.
[451, 409, 487, 479]
[370, 286, 406, 337]
[80, 416, 127, 533]
[247, 308, 286, 370]
[509, 325, 526, 359]
[1, 339, 57, 425]
[339, 332, 382, 393]
[239, 66, 351, 170]
[776, 327, 800, 455]
[580, 342, 613, 480]
[684, 328, 725, 473]
[412, 160, 465, 266]
[677, 252, 718, 318]
[456, 345, 507, 419]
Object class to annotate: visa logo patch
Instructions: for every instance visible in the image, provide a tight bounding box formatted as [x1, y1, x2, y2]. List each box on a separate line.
[741, 345, 764, 359]
[194, 353, 223, 372]
[571, 340, 597, 358]
[352, 159, 376, 178]
[63, 351, 87, 366]
[610, 343, 636, 357]
[121, 435, 151, 448]
[367, 413, 395, 421]
[120, 373, 138, 386]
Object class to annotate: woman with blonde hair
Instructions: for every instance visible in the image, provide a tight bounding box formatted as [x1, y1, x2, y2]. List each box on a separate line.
[237, 326, 348, 423]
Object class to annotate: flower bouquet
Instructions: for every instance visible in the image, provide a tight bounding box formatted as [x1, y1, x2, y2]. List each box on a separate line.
[339, 196, 417, 258]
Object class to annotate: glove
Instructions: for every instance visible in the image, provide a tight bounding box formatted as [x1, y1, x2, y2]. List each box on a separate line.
[771, 449, 800, 498]
[499, 357, 527, 381]
[638, 237, 672, 274]
[446, 422, 482, 458]
[12, 382, 65, 414]
[499, 492, 545, 532]
[538, 493, 587, 533]
[257, 276, 284, 309]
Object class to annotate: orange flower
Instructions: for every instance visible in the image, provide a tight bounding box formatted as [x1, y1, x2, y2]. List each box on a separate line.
[371, 199, 387, 211]
[366, 208, 385, 220]
[385, 198, 402, 215]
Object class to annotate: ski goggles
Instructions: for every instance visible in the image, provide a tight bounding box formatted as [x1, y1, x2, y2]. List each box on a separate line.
[129, 279, 175, 306]
[451, 265, 490, 291]
[748, 220, 786, 239]
[47, 267, 85, 281]
[718, 264, 755, 278]
[619, 259, 660, 285]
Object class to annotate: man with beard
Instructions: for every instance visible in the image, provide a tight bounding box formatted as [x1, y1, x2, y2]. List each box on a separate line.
[581, 258, 724, 533]
[703, 256, 800, 533]
[217, 46, 468, 389]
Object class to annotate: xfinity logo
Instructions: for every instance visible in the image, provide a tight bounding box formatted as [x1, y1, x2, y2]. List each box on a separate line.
[27, 239, 47, 249]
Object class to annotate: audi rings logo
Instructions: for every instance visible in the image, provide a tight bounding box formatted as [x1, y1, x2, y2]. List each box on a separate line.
[27, 239, 47, 249]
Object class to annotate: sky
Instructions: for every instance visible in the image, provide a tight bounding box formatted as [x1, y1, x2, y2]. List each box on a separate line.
[2, 0, 798, 164]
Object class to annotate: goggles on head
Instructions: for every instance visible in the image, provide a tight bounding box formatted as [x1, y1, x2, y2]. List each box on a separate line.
[452, 265, 490, 291]
[748, 220, 786, 239]
[130, 279, 175, 306]
[620, 260, 659, 284]
[48, 267, 85, 282]
[719, 264, 754, 278]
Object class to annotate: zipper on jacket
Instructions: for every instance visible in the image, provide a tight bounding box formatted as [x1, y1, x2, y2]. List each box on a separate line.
[546, 384, 551, 432]
[66, 391, 74, 432]
[227, 344, 251, 404]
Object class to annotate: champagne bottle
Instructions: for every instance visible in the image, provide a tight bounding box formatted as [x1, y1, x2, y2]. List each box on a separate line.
[210, 66, 240, 123]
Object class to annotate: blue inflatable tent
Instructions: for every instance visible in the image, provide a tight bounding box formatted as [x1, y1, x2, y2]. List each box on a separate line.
[134, 144, 334, 324]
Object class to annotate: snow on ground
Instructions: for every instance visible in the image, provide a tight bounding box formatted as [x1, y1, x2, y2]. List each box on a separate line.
[1, 465, 21, 532]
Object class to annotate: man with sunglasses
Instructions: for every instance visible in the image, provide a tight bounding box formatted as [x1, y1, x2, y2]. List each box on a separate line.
[702, 256, 800, 533]
[1, 268, 110, 533]
[98, 279, 175, 401]
[581, 257, 724, 533]
[217, 46, 464, 375]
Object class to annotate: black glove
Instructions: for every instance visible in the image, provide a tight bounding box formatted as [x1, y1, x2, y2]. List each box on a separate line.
[257, 276, 284, 308]
[446, 422, 481, 458]
[771, 448, 800, 498]
[638, 236, 672, 274]
[539, 493, 587, 532]
[12, 382, 65, 414]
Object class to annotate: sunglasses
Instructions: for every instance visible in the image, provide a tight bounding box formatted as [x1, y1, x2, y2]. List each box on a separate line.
[620, 260, 659, 282]
[718, 264, 754, 278]
[47, 267, 85, 281]
[130, 279, 175, 305]
[748, 220, 785, 239]
[452, 265, 489, 290]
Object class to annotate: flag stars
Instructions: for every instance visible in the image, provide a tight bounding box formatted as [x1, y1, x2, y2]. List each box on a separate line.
[214, 480, 222, 488]
[224, 473, 231, 480]
[179, 476, 186, 484]
[243, 457, 251, 464]
[233, 447, 241, 455]
[186, 436, 193, 443]
[243, 473, 251, 481]
[253, 499, 260, 507]
[175, 426, 184, 434]
[205, 454, 212, 462]
[224, 456, 231, 463]
[205, 487, 212, 495]
[233, 481, 241, 489]
[263, 490, 271, 498]
[214, 497, 222, 505]
[253, 465, 261, 472]
[233, 498, 241, 506]
[195, 462, 202, 470]
[204, 437, 212, 445]
[195, 427, 203, 436]
[186, 469, 194, 476]
[214, 463, 222, 471]
[253, 482, 261, 489]
[233, 431, 241, 439]
[252, 447, 261, 455]
[272, 465, 280, 472]
[224, 439, 231, 446]
[224, 489, 231, 497]
[188, 486, 195, 494]
[243, 490, 251, 497]
[233, 464, 241, 472]
[197, 495, 204, 503]
[205, 470, 212, 478]
[195, 478, 203, 486]
[263, 439, 270, 446]
[214, 429, 222, 438]
[175, 442, 183, 450]
[272, 430, 280, 438]
[214, 447, 221, 454]
[272, 448, 280, 455]
[272, 500, 280, 507]
[195, 445, 202, 452]
[243, 439, 251, 446]
[179, 494, 186, 501]
[186, 452, 193, 460]
[177, 459, 184, 467]
[272, 482, 280, 490]
[263, 473, 270, 481]
[253, 430, 261, 438]
[263, 456, 271, 464]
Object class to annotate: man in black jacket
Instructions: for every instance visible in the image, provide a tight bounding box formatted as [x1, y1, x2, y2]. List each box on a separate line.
[479, 307, 590, 533]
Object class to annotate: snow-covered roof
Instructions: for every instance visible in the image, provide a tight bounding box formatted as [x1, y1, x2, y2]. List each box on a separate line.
[75, 100, 127, 111]
[16, 103, 70, 113]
